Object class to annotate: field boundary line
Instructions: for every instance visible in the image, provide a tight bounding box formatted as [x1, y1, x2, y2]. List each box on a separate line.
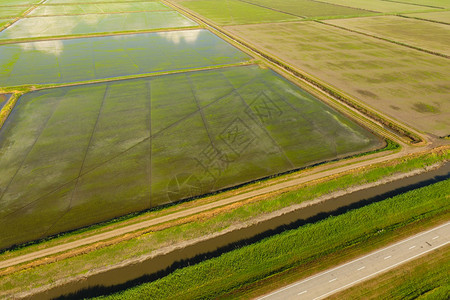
[317, 19, 449, 59]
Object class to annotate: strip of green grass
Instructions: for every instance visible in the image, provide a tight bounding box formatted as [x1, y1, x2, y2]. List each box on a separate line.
[92, 177, 450, 299]
[329, 245, 449, 299]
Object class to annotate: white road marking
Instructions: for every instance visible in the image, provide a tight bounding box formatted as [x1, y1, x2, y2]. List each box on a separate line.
[258, 222, 450, 300]
[357, 266, 365, 271]
[298, 290, 307, 295]
[432, 236, 439, 240]
[409, 246, 416, 249]
[312, 241, 449, 300]
[329, 278, 337, 282]
[384, 255, 392, 260]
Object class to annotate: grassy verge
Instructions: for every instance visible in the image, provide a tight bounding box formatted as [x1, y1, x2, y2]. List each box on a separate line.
[0, 148, 447, 297]
[91, 178, 450, 299]
[329, 245, 449, 300]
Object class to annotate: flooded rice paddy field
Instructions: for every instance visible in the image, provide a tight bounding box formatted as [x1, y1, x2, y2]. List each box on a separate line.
[0, 29, 251, 86]
[0, 66, 382, 248]
[225, 21, 450, 137]
[0, 10, 198, 40]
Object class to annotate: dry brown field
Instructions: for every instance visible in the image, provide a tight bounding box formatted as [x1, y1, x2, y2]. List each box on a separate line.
[225, 21, 450, 137]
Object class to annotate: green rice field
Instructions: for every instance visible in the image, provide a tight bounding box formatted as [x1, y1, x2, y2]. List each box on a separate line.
[45, 0, 149, 3]
[406, 10, 450, 23]
[0, 10, 198, 40]
[393, 0, 450, 8]
[29, 2, 172, 16]
[0, 65, 382, 249]
[0, 29, 251, 87]
[0, 19, 13, 29]
[179, 0, 301, 25]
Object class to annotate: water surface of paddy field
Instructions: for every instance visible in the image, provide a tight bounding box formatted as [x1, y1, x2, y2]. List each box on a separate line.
[45, 0, 151, 3]
[0, 29, 251, 87]
[29, 2, 172, 16]
[0, 65, 382, 249]
[178, 0, 301, 25]
[0, 94, 12, 110]
[325, 15, 450, 56]
[225, 21, 450, 136]
[0, 10, 197, 40]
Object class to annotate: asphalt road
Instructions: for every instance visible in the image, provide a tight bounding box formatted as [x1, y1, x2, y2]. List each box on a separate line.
[259, 222, 450, 300]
